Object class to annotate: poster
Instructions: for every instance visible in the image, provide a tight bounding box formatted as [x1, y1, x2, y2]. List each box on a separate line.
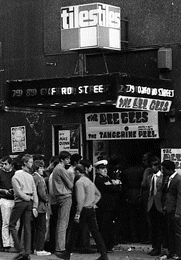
[11, 126, 26, 153]
[85, 111, 159, 140]
[59, 129, 79, 155]
[161, 148, 181, 174]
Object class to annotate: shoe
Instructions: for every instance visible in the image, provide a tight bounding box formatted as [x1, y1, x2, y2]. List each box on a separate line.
[35, 250, 51, 256]
[13, 253, 24, 260]
[167, 252, 176, 259]
[95, 254, 109, 260]
[55, 251, 70, 260]
[171, 255, 181, 260]
[79, 248, 96, 254]
[148, 248, 161, 256]
[22, 254, 31, 260]
[107, 249, 113, 253]
[6, 247, 18, 253]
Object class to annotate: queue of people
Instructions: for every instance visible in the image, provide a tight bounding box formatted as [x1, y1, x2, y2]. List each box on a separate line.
[0, 151, 180, 260]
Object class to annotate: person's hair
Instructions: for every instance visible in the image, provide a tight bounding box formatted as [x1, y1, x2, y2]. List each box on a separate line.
[80, 159, 92, 168]
[59, 151, 71, 161]
[70, 154, 82, 165]
[149, 156, 160, 165]
[50, 155, 59, 167]
[33, 160, 44, 172]
[161, 160, 175, 170]
[1, 155, 12, 164]
[12, 157, 24, 170]
[75, 164, 85, 174]
[22, 154, 33, 165]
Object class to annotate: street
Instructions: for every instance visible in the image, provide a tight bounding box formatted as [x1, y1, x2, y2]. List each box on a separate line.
[0, 244, 158, 260]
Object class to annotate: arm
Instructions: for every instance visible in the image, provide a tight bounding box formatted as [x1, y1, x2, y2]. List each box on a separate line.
[56, 167, 73, 190]
[32, 178, 38, 209]
[34, 176, 48, 203]
[94, 185, 101, 205]
[12, 177, 31, 201]
[75, 181, 85, 215]
[175, 178, 181, 217]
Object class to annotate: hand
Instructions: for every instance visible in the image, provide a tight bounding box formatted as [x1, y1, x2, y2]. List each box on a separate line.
[104, 181, 111, 185]
[74, 214, 80, 223]
[175, 213, 181, 219]
[32, 208, 38, 218]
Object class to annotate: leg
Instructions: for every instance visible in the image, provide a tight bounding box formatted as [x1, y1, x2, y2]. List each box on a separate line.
[35, 213, 46, 251]
[0, 199, 15, 247]
[22, 201, 33, 255]
[83, 208, 107, 256]
[55, 197, 72, 252]
[9, 201, 27, 253]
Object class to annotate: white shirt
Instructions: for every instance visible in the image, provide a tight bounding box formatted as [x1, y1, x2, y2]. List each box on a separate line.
[167, 171, 177, 188]
[150, 170, 161, 196]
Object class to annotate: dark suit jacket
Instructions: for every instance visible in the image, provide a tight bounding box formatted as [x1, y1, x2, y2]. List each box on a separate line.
[147, 172, 163, 213]
[164, 172, 181, 216]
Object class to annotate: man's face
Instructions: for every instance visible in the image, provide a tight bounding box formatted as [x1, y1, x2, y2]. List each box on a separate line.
[151, 161, 160, 173]
[2, 160, 12, 172]
[63, 157, 70, 166]
[88, 165, 93, 173]
[161, 166, 171, 177]
[97, 166, 108, 176]
[25, 158, 34, 170]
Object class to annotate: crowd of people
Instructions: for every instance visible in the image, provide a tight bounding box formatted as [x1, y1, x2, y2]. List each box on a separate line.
[0, 151, 180, 260]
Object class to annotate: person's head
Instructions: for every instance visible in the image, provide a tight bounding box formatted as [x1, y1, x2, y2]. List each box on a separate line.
[33, 160, 45, 175]
[161, 160, 175, 177]
[74, 164, 85, 177]
[70, 154, 82, 166]
[80, 159, 93, 174]
[22, 154, 34, 173]
[149, 156, 160, 173]
[1, 156, 13, 172]
[12, 157, 24, 171]
[94, 159, 108, 176]
[59, 151, 71, 167]
[142, 152, 152, 168]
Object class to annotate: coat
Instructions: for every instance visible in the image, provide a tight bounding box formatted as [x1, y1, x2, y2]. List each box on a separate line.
[147, 172, 163, 213]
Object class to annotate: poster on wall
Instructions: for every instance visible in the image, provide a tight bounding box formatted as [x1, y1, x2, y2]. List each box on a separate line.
[11, 126, 26, 153]
[161, 148, 181, 174]
[85, 111, 159, 140]
[58, 129, 79, 155]
[93, 141, 109, 164]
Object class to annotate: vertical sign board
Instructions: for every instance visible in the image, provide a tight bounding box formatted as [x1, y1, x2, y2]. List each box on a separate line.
[161, 148, 181, 174]
[85, 111, 159, 140]
[11, 126, 26, 153]
[61, 3, 121, 51]
[58, 129, 79, 155]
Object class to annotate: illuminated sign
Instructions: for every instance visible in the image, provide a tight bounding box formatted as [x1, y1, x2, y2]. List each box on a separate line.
[85, 111, 159, 140]
[7, 74, 117, 107]
[118, 84, 174, 98]
[116, 95, 172, 112]
[61, 3, 121, 50]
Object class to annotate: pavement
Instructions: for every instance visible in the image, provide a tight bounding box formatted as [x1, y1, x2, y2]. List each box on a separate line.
[0, 243, 163, 260]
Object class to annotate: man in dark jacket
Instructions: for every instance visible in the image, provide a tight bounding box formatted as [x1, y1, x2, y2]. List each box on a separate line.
[162, 160, 181, 260]
[95, 160, 122, 253]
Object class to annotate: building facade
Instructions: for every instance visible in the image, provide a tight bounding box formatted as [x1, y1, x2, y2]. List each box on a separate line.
[0, 0, 181, 168]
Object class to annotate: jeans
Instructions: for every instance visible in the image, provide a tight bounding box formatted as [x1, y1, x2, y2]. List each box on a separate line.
[32, 213, 46, 251]
[0, 199, 15, 247]
[56, 196, 72, 252]
[67, 207, 107, 256]
[9, 201, 33, 255]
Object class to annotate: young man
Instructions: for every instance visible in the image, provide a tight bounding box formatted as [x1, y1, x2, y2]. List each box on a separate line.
[66, 164, 109, 260]
[162, 160, 181, 260]
[9, 154, 38, 260]
[146, 156, 164, 256]
[0, 156, 15, 251]
[51, 151, 73, 259]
